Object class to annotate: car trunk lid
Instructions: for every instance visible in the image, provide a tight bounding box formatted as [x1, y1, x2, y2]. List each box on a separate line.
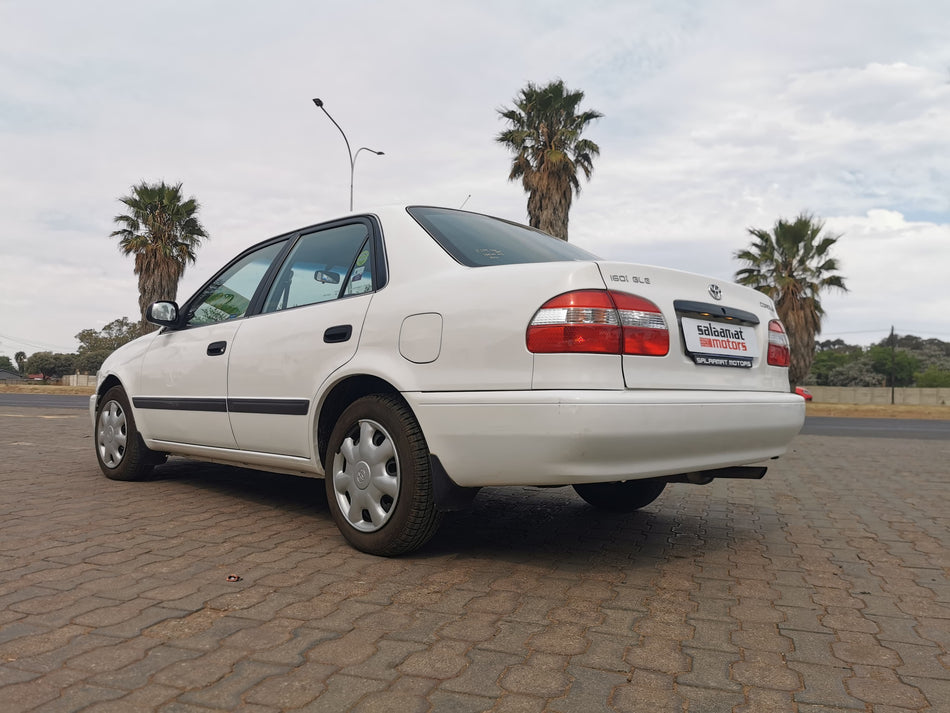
[594, 261, 790, 393]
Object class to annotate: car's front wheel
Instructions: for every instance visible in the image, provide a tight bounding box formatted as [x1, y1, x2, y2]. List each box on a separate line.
[324, 394, 442, 556]
[573, 478, 667, 512]
[94, 385, 163, 481]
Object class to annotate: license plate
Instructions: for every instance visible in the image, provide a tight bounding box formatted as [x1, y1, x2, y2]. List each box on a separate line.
[681, 317, 759, 368]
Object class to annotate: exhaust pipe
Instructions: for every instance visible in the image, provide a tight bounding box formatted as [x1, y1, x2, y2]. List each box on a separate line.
[668, 466, 767, 485]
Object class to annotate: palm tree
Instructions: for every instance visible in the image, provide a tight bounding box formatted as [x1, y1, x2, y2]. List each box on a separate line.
[14, 351, 26, 373]
[110, 181, 209, 323]
[496, 79, 602, 240]
[734, 213, 847, 389]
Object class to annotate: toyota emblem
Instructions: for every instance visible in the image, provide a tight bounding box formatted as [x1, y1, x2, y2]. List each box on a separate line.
[708, 284, 722, 301]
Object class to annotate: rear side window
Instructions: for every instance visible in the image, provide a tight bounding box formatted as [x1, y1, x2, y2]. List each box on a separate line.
[407, 206, 599, 267]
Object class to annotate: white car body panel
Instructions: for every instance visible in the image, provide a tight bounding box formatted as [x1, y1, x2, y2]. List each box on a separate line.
[406, 389, 803, 487]
[225, 292, 373, 457]
[93, 205, 804, 496]
[137, 321, 242, 448]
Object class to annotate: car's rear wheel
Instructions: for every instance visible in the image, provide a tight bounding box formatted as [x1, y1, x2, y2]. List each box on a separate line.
[573, 478, 667, 512]
[325, 394, 442, 556]
[95, 385, 162, 481]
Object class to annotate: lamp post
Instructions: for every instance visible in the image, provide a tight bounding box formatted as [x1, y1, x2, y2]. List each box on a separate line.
[312, 98, 384, 211]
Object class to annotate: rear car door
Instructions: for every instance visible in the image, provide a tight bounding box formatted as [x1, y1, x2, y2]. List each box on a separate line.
[225, 219, 380, 458]
[135, 240, 287, 448]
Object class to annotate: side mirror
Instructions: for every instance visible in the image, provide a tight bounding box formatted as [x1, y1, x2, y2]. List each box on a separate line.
[146, 301, 180, 327]
[314, 270, 340, 284]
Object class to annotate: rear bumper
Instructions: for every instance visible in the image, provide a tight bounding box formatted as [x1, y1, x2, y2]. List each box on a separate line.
[404, 389, 805, 488]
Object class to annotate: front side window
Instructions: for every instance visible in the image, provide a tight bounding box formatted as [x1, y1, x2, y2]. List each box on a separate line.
[263, 222, 373, 313]
[184, 241, 285, 328]
[408, 206, 599, 267]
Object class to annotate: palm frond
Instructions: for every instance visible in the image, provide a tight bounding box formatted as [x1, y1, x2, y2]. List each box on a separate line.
[110, 180, 209, 321]
[496, 79, 602, 240]
[734, 212, 847, 387]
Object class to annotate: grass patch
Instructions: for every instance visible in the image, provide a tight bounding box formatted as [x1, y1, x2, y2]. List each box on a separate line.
[0, 384, 95, 396]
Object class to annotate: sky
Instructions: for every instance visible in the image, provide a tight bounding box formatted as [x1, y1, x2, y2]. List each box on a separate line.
[1, 0, 949, 363]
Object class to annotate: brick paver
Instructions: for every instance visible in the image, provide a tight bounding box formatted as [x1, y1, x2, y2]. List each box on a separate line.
[1, 406, 948, 711]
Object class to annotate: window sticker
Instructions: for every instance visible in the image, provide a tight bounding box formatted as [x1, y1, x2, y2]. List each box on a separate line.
[355, 250, 369, 267]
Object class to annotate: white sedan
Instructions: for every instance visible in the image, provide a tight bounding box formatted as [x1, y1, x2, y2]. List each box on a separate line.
[92, 206, 804, 555]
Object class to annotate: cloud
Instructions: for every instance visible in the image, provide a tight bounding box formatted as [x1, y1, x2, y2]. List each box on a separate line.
[1, 0, 948, 359]
[821, 211, 950, 342]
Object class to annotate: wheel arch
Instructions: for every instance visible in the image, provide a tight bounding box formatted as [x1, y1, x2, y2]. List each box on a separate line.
[94, 374, 124, 410]
[315, 374, 403, 466]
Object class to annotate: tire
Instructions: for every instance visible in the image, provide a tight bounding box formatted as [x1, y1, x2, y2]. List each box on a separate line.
[324, 394, 442, 556]
[94, 386, 162, 481]
[573, 478, 667, 512]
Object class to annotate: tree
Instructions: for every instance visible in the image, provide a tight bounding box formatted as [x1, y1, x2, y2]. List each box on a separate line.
[74, 317, 148, 374]
[496, 79, 602, 240]
[868, 345, 918, 387]
[23, 352, 75, 379]
[76, 317, 147, 354]
[917, 366, 950, 387]
[734, 213, 847, 389]
[0, 355, 16, 373]
[827, 360, 882, 387]
[807, 348, 857, 385]
[14, 351, 26, 373]
[110, 181, 209, 323]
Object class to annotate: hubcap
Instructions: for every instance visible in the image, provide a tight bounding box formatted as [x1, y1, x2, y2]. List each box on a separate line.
[331, 418, 399, 533]
[97, 400, 128, 469]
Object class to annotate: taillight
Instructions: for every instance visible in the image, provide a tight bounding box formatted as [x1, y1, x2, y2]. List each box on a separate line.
[526, 290, 621, 354]
[610, 292, 670, 356]
[527, 290, 669, 356]
[767, 320, 790, 367]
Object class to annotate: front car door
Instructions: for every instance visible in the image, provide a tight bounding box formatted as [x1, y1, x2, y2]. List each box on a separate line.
[134, 239, 287, 448]
[226, 219, 381, 458]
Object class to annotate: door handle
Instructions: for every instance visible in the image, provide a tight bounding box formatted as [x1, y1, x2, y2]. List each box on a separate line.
[323, 325, 352, 344]
[207, 341, 227, 356]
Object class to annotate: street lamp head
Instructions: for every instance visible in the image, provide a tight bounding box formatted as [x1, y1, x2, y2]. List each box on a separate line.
[310, 98, 381, 210]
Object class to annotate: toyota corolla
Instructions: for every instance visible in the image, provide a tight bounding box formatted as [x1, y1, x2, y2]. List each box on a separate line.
[92, 206, 805, 555]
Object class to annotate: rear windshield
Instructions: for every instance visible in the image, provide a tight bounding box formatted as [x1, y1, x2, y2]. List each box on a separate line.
[407, 206, 599, 267]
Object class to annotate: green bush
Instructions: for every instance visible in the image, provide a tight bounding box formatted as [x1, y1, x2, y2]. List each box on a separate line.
[916, 366, 950, 388]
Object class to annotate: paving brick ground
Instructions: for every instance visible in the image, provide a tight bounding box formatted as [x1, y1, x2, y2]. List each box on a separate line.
[1, 405, 948, 712]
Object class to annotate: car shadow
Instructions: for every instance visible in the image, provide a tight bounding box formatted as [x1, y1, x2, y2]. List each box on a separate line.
[148, 457, 330, 514]
[145, 459, 765, 564]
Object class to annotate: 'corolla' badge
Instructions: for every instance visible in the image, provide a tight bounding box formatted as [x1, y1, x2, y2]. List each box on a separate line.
[708, 284, 723, 301]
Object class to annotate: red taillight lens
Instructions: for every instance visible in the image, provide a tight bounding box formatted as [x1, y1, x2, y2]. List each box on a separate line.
[767, 320, 790, 367]
[526, 290, 621, 354]
[526, 290, 668, 356]
[610, 292, 670, 356]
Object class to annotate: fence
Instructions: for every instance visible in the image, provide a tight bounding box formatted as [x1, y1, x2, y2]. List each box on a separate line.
[61, 374, 97, 387]
[806, 386, 950, 406]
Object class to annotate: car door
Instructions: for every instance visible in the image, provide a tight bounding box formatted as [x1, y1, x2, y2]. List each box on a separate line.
[135, 239, 287, 448]
[226, 219, 379, 458]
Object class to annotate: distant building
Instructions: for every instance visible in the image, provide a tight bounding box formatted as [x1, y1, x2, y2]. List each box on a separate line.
[0, 368, 23, 381]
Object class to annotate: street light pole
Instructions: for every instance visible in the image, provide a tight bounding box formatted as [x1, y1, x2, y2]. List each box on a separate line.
[350, 146, 385, 212]
[312, 98, 384, 211]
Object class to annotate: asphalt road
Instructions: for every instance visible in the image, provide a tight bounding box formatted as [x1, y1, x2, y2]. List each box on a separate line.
[0, 393, 90, 409]
[2, 394, 948, 440]
[801, 416, 950, 440]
